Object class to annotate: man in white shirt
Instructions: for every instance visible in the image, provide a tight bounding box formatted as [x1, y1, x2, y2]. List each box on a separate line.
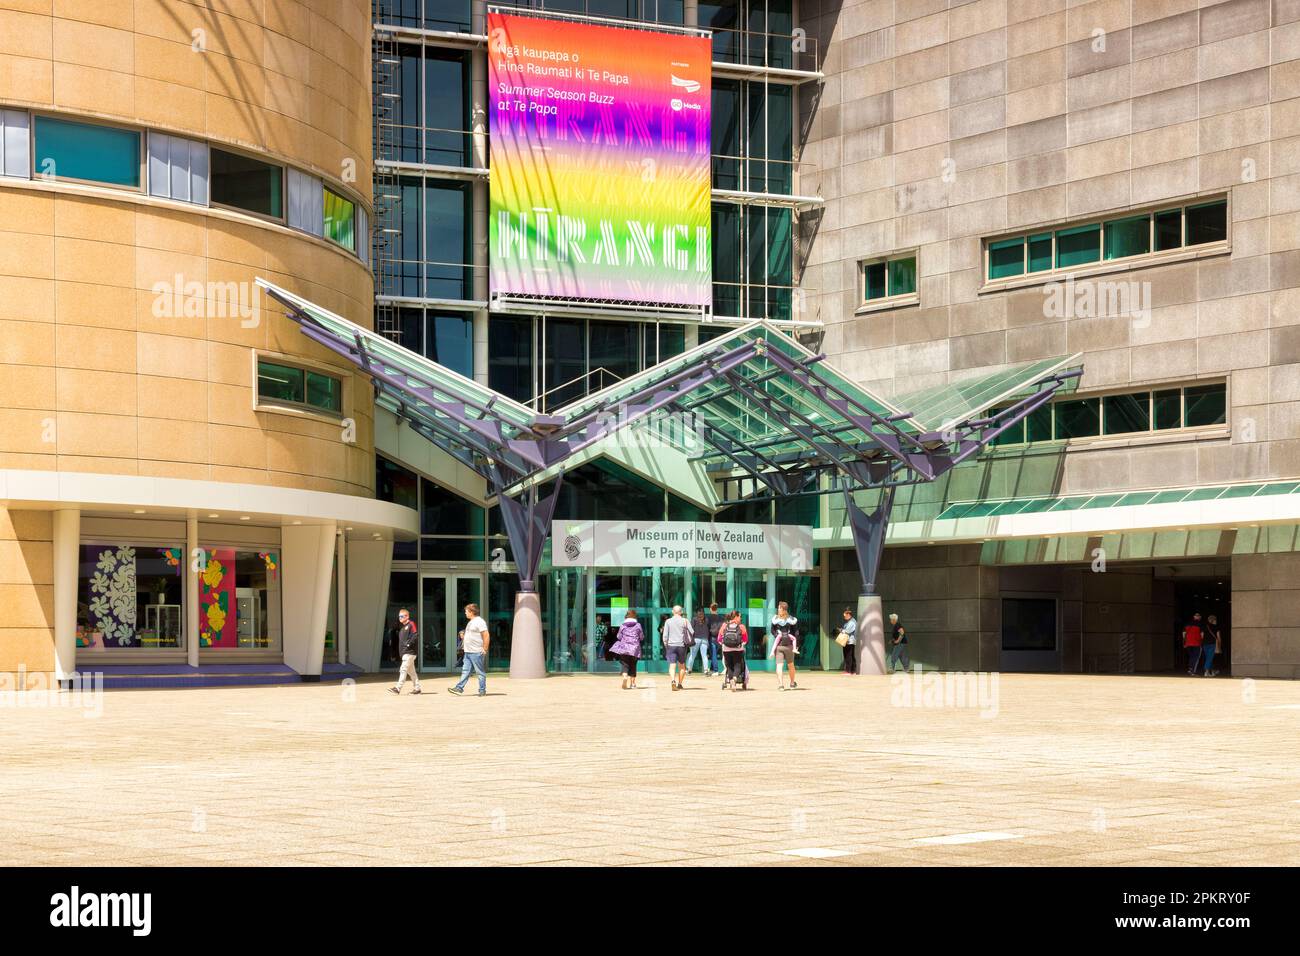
[448, 603, 490, 697]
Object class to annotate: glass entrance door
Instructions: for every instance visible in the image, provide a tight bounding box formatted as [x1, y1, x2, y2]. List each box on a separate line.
[419, 572, 484, 670]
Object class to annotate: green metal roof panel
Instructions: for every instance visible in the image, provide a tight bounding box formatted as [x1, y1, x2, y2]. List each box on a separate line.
[925, 480, 1300, 522]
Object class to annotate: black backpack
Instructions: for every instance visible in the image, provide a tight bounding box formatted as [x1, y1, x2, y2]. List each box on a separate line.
[721, 621, 744, 648]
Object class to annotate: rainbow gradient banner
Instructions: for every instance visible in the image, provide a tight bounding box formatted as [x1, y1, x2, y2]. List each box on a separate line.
[488, 12, 711, 307]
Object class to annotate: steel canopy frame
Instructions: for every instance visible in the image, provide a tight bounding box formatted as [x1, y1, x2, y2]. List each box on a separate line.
[259, 278, 1082, 603]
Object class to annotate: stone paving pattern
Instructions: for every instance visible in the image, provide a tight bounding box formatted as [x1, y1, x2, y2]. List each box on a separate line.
[2, 672, 1298, 866]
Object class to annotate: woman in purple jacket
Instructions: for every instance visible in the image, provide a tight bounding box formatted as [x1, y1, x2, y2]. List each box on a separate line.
[609, 608, 644, 690]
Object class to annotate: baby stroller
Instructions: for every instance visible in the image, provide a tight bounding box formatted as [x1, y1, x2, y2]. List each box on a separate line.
[721, 655, 750, 692]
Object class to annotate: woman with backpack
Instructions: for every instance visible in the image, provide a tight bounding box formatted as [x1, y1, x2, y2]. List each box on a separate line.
[608, 608, 644, 690]
[770, 601, 800, 690]
[717, 610, 749, 691]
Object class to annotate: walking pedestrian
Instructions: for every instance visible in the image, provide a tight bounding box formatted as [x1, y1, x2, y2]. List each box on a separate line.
[388, 608, 421, 695]
[1182, 612, 1204, 676]
[887, 612, 909, 673]
[662, 605, 694, 691]
[704, 602, 723, 676]
[718, 610, 749, 691]
[687, 607, 711, 676]
[836, 607, 858, 675]
[448, 603, 489, 697]
[770, 600, 800, 690]
[1201, 614, 1223, 677]
[608, 608, 644, 689]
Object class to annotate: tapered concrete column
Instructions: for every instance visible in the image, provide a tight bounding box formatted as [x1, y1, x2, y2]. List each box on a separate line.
[186, 514, 199, 667]
[52, 509, 80, 683]
[857, 593, 886, 676]
[281, 522, 337, 679]
[510, 590, 546, 679]
[335, 532, 348, 665]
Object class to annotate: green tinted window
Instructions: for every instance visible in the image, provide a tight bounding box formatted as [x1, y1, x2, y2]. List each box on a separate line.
[1103, 392, 1150, 434]
[211, 147, 283, 218]
[1026, 404, 1053, 442]
[1104, 216, 1150, 260]
[991, 418, 1025, 446]
[1028, 233, 1053, 272]
[1186, 201, 1227, 246]
[1056, 224, 1101, 268]
[1055, 397, 1101, 438]
[1153, 388, 1181, 429]
[864, 262, 887, 300]
[1184, 383, 1226, 426]
[888, 256, 917, 295]
[1154, 209, 1182, 251]
[305, 370, 342, 412]
[33, 116, 140, 187]
[323, 188, 355, 250]
[989, 238, 1025, 279]
[258, 361, 304, 404]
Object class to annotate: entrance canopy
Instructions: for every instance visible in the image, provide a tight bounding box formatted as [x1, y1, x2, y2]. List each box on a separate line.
[258, 278, 1082, 592]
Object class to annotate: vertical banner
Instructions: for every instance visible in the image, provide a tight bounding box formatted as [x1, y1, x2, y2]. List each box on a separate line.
[488, 11, 712, 306]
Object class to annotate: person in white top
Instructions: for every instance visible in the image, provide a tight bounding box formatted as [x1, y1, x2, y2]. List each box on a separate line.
[448, 603, 490, 697]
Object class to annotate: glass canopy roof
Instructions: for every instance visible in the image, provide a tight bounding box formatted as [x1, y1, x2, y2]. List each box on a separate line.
[260, 278, 1083, 499]
[934, 480, 1300, 520]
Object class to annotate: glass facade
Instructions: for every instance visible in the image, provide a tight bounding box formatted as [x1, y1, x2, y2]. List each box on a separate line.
[33, 115, 140, 188]
[210, 147, 283, 219]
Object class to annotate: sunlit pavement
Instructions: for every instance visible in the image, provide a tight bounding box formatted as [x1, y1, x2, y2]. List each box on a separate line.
[2, 671, 1298, 866]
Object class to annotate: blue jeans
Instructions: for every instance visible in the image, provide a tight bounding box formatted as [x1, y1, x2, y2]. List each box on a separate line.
[1201, 645, 1217, 674]
[687, 638, 717, 673]
[455, 652, 487, 694]
[888, 642, 910, 671]
[1186, 646, 1203, 674]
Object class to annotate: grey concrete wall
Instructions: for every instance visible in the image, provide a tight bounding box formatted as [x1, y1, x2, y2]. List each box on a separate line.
[802, 0, 1300, 677]
[801, 0, 1300, 494]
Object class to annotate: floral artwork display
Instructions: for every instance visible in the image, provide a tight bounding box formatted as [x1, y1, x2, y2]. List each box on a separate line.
[199, 548, 238, 648]
[86, 545, 138, 647]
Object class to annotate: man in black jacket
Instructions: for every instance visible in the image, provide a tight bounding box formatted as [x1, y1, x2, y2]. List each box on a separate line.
[389, 608, 422, 695]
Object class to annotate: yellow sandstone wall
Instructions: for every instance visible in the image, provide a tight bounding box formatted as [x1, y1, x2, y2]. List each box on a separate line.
[0, 0, 376, 496]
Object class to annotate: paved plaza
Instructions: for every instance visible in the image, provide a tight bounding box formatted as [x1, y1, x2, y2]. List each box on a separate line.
[2, 671, 1299, 866]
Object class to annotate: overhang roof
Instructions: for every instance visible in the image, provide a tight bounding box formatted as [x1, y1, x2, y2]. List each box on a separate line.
[259, 278, 1082, 503]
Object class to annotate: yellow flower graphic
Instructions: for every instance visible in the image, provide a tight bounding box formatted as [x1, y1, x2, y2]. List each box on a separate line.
[207, 602, 227, 634]
[202, 558, 225, 589]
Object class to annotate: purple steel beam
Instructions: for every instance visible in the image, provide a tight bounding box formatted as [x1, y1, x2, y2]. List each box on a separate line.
[719, 368, 889, 487]
[558, 346, 764, 462]
[755, 347, 937, 479]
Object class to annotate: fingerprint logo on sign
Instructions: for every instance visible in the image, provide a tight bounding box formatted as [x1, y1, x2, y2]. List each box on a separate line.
[564, 535, 582, 561]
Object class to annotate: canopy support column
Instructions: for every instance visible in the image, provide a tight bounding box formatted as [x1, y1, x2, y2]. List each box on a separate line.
[495, 475, 564, 679]
[845, 487, 894, 676]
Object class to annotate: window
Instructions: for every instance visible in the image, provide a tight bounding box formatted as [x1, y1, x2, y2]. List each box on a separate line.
[77, 543, 184, 650]
[1184, 383, 1226, 427]
[862, 254, 918, 303]
[488, 314, 533, 405]
[987, 199, 1228, 281]
[1103, 393, 1149, 434]
[198, 548, 282, 650]
[1186, 201, 1227, 246]
[147, 132, 208, 204]
[1055, 224, 1101, 268]
[33, 115, 140, 187]
[323, 187, 356, 251]
[424, 180, 471, 299]
[986, 383, 1227, 446]
[286, 168, 324, 235]
[1104, 216, 1149, 260]
[256, 359, 343, 415]
[210, 147, 283, 218]
[0, 109, 31, 178]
